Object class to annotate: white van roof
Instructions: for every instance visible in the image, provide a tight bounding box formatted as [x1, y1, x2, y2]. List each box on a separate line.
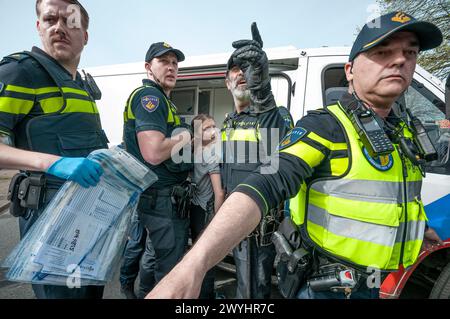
[85, 46, 301, 77]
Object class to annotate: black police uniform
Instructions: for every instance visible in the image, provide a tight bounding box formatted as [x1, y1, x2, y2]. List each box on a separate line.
[0, 47, 108, 299]
[233, 92, 407, 299]
[123, 78, 191, 297]
[221, 105, 288, 299]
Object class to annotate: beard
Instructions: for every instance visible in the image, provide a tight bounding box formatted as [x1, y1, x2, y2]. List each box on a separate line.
[230, 78, 250, 102]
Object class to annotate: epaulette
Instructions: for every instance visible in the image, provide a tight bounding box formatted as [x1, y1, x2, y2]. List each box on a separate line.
[306, 108, 328, 116]
[0, 52, 31, 66]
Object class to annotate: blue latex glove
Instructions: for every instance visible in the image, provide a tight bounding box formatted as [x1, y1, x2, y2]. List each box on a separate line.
[46, 157, 104, 188]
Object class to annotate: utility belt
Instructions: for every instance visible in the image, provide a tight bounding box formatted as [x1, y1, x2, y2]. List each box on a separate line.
[272, 217, 363, 299]
[143, 181, 196, 219]
[7, 172, 48, 217]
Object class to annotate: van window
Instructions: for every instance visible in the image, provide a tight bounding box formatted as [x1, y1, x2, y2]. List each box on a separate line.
[322, 65, 348, 106]
[404, 81, 449, 175]
[271, 73, 292, 109]
[171, 88, 197, 115]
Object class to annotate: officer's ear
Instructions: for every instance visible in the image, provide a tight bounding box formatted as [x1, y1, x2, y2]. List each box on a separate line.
[224, 70, 231, 90]
[36, 19, 43, 37]
[145, 62, 152, 74]
[84, 31, 89, 46]
[345, 62, 354, 83]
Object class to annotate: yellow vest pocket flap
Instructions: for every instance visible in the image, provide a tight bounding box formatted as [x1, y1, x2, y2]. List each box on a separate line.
[326, 200, 401, 228]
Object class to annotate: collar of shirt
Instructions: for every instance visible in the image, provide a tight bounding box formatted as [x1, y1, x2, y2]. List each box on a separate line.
[142, 78, 169, 99]
[31, 46, 83, 83]
[339, 91, 404, 136]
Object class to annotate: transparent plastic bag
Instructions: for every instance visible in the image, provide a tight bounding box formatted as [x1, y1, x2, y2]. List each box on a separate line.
[2, 147, 157, 286]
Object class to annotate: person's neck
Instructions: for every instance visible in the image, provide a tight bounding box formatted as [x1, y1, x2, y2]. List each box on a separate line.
[148, 76, 171, 96]
[61, 62, 78, 80]
[370, 104, 392, 119]
[234, 99, 250, 113]
[49, 51, 80, 80]
[53, 55, 79, 80]
[352, 90, 394, 119]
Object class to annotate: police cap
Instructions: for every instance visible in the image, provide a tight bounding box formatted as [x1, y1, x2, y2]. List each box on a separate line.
[145, 42, 185, 63]
[349, 11, 443, 62]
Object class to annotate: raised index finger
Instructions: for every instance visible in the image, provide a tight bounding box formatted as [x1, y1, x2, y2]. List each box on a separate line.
[251, 22, 263, 48]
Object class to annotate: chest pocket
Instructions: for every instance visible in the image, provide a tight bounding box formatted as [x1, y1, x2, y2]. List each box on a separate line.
[57, 130, 108, 157]
[26, 112, 108, 157]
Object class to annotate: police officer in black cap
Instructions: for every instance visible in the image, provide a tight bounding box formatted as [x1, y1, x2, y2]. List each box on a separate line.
[122, 42, 193, 298]
[147, 12, 444, 299]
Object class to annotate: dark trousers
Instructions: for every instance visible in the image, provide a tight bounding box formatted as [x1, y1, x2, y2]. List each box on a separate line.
[138, 192, 189, 297]
[297, 283, 380, 299]
[136, 233, 156, 299]
[190, 204, 216, 299]
[119, 214, 155, 291]
[233, 236, 276, 299]
[19, 203, 104, 299]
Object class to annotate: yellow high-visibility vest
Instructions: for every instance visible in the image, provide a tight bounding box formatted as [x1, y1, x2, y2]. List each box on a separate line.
[286, 103, 426, 271]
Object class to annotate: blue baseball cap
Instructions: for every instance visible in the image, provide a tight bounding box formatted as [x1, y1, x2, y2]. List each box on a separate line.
[349, 11, 443, 61]
[145, 42, 185, 63]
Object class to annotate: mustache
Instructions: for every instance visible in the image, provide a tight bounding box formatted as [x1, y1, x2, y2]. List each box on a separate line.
[51, 33, 70, 45]
[232, 76, 247, 88]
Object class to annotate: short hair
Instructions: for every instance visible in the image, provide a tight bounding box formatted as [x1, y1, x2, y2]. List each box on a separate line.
[36, 0, 90, 30]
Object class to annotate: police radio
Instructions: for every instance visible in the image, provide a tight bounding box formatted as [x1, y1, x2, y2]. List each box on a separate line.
[82, 70, 102, 100]
[406, 109, 437, 162]
[348, 107, 394, 157]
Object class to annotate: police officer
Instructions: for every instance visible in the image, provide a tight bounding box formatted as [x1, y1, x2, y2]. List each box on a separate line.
[119, 214, 154, 299]
[147, 12, 444, 299]
[221, 23, 289, 299]
[0, 0, 107, 299]
[122, 42, 192, 298]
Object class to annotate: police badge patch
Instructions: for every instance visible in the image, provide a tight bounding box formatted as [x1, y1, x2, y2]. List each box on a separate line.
[141, 95, 160, 113]
[362, 147, 394, 171]
[278, 127, 307, 151]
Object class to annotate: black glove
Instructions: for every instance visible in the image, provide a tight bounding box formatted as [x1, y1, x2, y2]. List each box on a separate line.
[230, 22, 276, 113]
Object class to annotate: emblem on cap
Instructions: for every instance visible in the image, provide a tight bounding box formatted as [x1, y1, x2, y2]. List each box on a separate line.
[163, 43, 172, 48]
[392, 12, 411, 24]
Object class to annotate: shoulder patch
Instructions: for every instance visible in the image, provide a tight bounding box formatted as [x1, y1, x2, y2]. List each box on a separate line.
[0, 82, 4, 95]
[141, 95, 160, 113]
[278, 127, 308, 150]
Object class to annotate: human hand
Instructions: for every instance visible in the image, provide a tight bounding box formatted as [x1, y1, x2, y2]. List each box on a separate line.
[146, 260, 204, 299]
[230, 22, 269, 92]
[422, 227, 444, 250]
[46, 157, 103, 188]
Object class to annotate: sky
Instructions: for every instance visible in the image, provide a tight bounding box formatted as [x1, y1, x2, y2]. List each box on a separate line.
[0, 0, 382, 68]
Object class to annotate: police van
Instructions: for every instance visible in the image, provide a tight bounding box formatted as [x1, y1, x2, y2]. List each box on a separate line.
[86, 46, 450, 299]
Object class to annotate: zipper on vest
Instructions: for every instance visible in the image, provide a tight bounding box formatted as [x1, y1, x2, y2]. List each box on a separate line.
[399, 149, 409, 267]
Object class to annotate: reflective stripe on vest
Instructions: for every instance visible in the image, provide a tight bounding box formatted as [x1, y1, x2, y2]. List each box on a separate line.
[124, 85, 180, 125]
[0, 85, 98, 115]
[221, 128, 261, 142]
[289, 103, 426, 271]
